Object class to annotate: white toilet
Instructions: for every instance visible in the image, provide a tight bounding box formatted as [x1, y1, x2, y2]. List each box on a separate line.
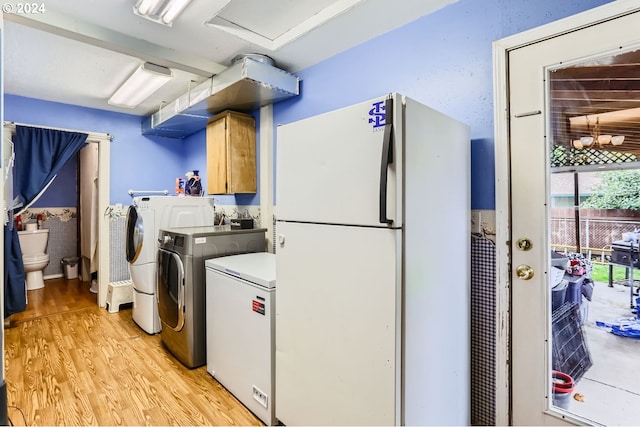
[17, 223, 50, 290]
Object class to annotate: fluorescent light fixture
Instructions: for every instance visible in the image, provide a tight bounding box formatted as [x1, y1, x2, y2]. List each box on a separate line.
[161, 0, 191, 24]
[108, 62, 173, 109]
[133, 0, 192, 26]
[136, 0, 157, 15]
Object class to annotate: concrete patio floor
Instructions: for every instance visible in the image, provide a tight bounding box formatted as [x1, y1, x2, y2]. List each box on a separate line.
[564, 279, 640, 425]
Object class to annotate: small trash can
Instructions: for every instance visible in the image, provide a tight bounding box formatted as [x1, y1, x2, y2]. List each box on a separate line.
[61, 256, 80, 280]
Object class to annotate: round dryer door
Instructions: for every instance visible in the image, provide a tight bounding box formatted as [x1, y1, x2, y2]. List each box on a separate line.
[157, 248, 185, 331]
[126, 205, 144, 263]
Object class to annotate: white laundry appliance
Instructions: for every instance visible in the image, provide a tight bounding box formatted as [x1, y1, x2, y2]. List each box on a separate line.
[275, 93, 470, 425]
[205, 252, 276, 426]
[125, 196, 215, 334]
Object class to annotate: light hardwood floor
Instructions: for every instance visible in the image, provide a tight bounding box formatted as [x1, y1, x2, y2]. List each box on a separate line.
[9, 278, 96, 323]
[4, 278, 263, 426]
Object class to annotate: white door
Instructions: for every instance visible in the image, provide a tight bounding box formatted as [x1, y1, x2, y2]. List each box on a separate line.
[79, 143, 99, 275]
[499, 3, 640, 425]
[276, 93, 402, 227]
[275, 220, 401, 426]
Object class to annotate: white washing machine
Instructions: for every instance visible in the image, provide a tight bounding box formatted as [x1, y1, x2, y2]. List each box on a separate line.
[205, 252, 276, 425]
[125, 196, 214, 334]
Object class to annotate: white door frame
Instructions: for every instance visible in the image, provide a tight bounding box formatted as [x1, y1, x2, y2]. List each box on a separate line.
[2, 122, 111, 308]
[96, 132, 110, 308]
[259, 104, 275, 253]
[493, 0, 640, 424]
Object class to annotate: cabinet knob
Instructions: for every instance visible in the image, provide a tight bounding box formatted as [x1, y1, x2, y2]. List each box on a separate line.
[278, 234, 285, 246]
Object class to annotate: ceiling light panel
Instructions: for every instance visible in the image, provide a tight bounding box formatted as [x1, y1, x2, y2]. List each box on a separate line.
[108, 62, 173, 108]
[207, 0, 344, 41]
[134, 0, 192, 26]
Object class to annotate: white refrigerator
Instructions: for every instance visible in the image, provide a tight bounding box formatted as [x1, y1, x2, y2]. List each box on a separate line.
[275, 93, 470, 426]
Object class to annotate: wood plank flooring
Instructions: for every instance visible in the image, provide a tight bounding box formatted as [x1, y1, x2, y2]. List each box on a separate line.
[4, 278, 263, 426]
[9, 278, 97, 323]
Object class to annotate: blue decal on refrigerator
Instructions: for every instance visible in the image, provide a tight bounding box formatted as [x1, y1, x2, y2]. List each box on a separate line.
[368, 101, 386, 130]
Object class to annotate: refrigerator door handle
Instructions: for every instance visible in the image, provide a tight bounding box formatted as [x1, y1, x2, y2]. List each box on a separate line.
[379, 96, 394, 225]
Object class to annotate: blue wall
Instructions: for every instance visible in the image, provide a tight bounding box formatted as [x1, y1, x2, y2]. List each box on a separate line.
[5, 94, 188, 206]
[273, 0, 613, 209]
[6, 95, 261, 208]
[4, 0, 614, 210]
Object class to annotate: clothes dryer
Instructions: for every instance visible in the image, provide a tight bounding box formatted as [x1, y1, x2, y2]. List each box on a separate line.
[125, 196, 215, 334]
[156, 226, 266, 368]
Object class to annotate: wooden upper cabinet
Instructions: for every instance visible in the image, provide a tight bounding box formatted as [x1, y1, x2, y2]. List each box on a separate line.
[206, 110, 257, 194]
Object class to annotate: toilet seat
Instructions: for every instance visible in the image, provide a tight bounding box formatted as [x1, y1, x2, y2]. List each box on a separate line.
[23, 254, 49, 264]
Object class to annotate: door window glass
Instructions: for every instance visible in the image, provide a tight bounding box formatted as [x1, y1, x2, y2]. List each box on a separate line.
[548, 47, 640, 424]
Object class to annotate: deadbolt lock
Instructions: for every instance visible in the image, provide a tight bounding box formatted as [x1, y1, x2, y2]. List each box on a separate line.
[516, 265, 534, 280]
[516, 238, 533, 251]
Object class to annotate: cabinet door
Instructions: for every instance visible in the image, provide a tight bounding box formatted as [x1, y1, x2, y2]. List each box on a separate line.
[206, 116, 228, 194]
[206, 111, 256, 194]
[227, 112, 256, 193]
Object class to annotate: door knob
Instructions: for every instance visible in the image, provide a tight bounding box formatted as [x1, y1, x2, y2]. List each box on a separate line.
[516, 264, 534, 280]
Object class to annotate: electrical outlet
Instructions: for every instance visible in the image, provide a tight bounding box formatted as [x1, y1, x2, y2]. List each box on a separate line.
[252, 385, 268, 409]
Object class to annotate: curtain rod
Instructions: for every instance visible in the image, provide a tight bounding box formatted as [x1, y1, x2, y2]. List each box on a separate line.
[2, 121, 113, 143]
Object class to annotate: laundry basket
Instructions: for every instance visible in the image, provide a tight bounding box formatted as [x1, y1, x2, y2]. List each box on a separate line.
[61, 256, 79, 280]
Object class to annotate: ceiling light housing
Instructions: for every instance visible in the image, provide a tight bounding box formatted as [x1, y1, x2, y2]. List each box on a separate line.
[611, 135, 625, 146]
[108, 62, 173, 109]
[579, 136, 594, 148]
[133, 0, 192, 26]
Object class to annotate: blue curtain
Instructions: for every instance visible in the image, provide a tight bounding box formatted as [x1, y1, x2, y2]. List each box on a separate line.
[4, 225, 26, 317]
[14, 125, 88, 208]
[4, 126, 88, 317]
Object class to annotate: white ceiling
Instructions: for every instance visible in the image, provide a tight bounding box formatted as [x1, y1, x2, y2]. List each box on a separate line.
[3, 0, 456, 117]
